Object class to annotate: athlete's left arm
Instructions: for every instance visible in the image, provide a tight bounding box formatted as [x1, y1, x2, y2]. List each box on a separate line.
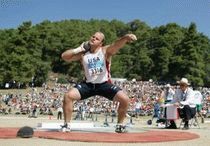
[104, 34, 137, 56]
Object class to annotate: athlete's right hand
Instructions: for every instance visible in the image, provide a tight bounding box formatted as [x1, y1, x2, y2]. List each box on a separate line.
[72, 41, 90, 54]
[82, 41, 91, 52]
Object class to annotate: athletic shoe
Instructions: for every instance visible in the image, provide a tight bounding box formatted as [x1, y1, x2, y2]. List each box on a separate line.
[115, 124, 127, 133]
[60, 123, 71, 132]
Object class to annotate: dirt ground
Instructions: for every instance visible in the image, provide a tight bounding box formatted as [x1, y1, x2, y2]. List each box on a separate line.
[0, 114, 210, 146]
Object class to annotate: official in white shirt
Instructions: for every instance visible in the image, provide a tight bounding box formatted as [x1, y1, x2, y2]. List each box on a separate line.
[168, 78, 196, 130]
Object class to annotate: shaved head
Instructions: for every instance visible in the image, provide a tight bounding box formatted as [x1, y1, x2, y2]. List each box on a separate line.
[95, 32, 105, 44]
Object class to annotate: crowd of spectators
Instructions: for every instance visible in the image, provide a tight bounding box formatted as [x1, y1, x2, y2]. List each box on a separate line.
[0, 80, 210, 120]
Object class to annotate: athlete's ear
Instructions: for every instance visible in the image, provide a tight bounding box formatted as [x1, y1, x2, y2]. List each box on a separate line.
[101, 42, 104, 46]
[101, 38, 105, 46]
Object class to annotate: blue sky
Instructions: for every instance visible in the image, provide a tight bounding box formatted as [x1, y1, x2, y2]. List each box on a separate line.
[0, 0, 210, 38]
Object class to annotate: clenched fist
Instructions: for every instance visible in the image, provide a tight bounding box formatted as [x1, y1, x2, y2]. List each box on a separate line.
[125, 34, 137, 42]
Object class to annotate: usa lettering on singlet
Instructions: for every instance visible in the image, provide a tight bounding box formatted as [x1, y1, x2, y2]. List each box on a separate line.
[82, 48, 109, 83]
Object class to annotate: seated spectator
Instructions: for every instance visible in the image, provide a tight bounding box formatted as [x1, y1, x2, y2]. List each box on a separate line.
[168, 78, 196, 130]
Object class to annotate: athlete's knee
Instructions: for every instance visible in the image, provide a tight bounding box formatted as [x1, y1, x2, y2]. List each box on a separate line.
[64, 92, 74, 102]
[64, 88, 81, 102]
[115, 91, 129, 106]
[121, 96, 129, 106]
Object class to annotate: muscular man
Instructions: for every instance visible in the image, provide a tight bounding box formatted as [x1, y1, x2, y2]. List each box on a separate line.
[61, 32, 137, 133]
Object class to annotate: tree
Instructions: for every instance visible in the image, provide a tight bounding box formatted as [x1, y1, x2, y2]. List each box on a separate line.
[0, 19, 210, 87]
[175, 23, 206, 86]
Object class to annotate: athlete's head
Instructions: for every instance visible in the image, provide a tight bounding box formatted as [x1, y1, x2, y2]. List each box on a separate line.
[89, 32, 105, 47]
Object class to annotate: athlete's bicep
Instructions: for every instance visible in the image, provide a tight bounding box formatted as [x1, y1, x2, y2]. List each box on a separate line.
[102, 45, 113, 58]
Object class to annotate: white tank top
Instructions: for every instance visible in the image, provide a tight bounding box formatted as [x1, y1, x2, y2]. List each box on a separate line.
[81, 48, 110, 83]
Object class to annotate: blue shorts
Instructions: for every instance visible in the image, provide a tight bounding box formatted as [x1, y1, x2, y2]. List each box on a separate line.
[74, 81, 122, 100]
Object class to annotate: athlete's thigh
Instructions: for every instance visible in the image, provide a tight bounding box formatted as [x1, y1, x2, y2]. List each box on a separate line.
[113, 90, 129, 103]
[74, 82, 94, 100]
[66, 87, 81, 100]
[97, 82, 121, 100]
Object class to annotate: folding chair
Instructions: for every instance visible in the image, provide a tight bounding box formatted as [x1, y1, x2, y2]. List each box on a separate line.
[190, 114, 200, 128]
[179, 113, 200, 129]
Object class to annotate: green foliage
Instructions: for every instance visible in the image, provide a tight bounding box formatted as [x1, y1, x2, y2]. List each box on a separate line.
[0, 19, 210, 87]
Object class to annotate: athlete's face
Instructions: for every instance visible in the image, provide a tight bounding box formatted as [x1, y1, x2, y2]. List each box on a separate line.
[89, 32, 104, 47]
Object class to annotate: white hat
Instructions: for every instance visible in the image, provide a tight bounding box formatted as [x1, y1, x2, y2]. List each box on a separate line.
[166, 84, 171, 87]
[177, 78, 190, 85]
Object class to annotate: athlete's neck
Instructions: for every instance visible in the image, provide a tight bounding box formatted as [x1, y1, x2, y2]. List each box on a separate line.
[90, 47, 101, 53]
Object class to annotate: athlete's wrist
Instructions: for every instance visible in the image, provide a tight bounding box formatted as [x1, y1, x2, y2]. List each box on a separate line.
[72, 42, 91, 54]
[72, 46, 84, 54]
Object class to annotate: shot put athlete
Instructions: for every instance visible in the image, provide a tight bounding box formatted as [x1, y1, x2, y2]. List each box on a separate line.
[61, 32, 137, 133]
